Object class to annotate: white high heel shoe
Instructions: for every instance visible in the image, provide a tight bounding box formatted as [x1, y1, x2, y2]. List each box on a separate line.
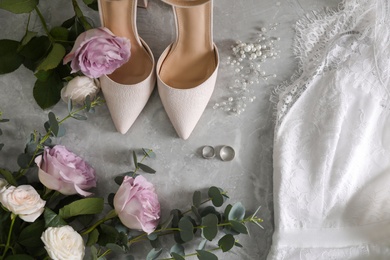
[98, 0, 156, 134]
[157, 0, 219, 140]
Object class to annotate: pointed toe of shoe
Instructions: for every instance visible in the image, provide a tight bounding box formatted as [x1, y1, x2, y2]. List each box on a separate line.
[100, 71, 156, 134]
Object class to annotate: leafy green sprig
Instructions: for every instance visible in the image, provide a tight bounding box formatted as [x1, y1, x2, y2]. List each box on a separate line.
[0, 0, 98, 109]
[0, 111, 9, 152]
[0, 96, 105, 186]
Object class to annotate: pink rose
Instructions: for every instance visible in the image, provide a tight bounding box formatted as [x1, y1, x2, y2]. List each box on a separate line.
[114, 176, 160, 234]
[35, 145, 97, 196]
[63, 27, 131, 78]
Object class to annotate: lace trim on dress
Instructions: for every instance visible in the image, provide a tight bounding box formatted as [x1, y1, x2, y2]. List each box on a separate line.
[271, 0, 381, 131]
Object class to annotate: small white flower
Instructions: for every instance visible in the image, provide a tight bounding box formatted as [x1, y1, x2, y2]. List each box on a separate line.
[0, 185, 45, 222]
[41, 226, 85, 260]
[61, 76, 100, 105]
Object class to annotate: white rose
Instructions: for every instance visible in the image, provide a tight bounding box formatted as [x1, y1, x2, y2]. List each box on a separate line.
[61, 76, 100, 104]
[0, 178, 8, 193]
[0, 185, 45, 222]
[41, 226, 85, 260]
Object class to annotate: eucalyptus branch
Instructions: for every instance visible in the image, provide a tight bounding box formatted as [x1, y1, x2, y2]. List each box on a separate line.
[159, 247, 222, 260]
[81, 209, 117, 235]
[16, 97, 105, 179]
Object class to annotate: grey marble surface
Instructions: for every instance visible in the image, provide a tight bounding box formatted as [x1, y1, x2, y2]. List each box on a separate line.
[0, 0, 340, 259]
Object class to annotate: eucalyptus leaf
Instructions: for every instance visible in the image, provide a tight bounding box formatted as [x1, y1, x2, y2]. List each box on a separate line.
[17, 153, 32, 169]
[36, 43, 66, 71]
[200, 206, 218, 218]
[193, 190, 201, 208]
[234, 241, 243, 248]
[229, 220, 248, 234]
[191, 206, 201, 222]
[0, 39, 23, 74]
[71, 113, 88, 120]
[114, 175, 125, 185]
[218, 234, 235, 252]
[142, 148, 156, 158]
[147, 233, 158, 241]
[85, 95, 92, 112]
[86, 228, 99, 246]
[228, 202, 246, 221]
[178, 217, 194, 242]
[138, 163, 156, 174]
[201, 214, 218, 241]
[90, 246, 98, 260]
[0, 0, 38, 14]
[56, 124, 66, 138]
[68, 98, 73, 113]
[224, 204, 233, 220]
[171, 253, 185, 260]
[108, 193, 115, 208]
[208, 186, 224, 207]
[146, 248, 162, 260]
[48, 112, 59, 137]
[33, 72, 63, 109]
[44, 208, 67, 228]
[106, 243, 125, 253]
[59, 198, 104, 219]
[170, 243, 185, 256]
[161, 213, 173, 230]
[149, 237, 160, 249]
[196, 250, 218, 260]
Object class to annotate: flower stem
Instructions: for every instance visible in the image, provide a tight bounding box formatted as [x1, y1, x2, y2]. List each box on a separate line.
[98, 249, 112, 258]
[159, 247, 222, 260]
[34, 6, 53, 41]
[81, 210, 117, 235]
[71, 0, 93, 30]
[1, 214, 17, 259]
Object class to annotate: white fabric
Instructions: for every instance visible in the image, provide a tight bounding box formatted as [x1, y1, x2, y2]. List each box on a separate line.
[268, 0, 390, 259]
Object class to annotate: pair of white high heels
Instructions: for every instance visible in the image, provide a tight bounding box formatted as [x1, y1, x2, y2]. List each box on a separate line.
[98, 0, 219, 140]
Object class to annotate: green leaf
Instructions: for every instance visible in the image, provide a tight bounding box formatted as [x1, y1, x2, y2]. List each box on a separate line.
[0, 168, 17, 186]
[90, 246, 98, 260]
[0, 39, 23, 74]
[83, 0, 94, 5]
[201, 214, 218, 241]
[230, 220, 248, 234]
[59, 198, 104, 219]
[62, 16, 76, 29]
[106, 243, 125, 253]
[178, 217, 194, 242]
[108, 193, 115, 208]
[170, 243, 185, 256]
[133, 150, 138, 167]
[142, 148, 156, 158]
[196, 250, 218, 260]
[0, 0, 38, 14]
[48, 112, 59, 136]
[17, 153, 32, 169]
[138, 163, 156, 174]
[234, 241, 243, 248]
[87, 228, 99, 246]
[146, 248, 162, 260]
[0, 144, 4, 151]
[19, 36, 51, 71]
[50, 26, 69, 41]
[171, 253, 185, 260]
[224, 204, 232, 220]
[33, 72, 63, 109]
[161, 213, 173, 230]
[147, 233, 158, 241]
[218, 234, 235, 252]
[20, 30, 38, 48]
[36, 43, 66, 71]
[97, 224, 119, 245]
[85, 95, 92, 112]
[71, 113, 88, 120]
[34, 69, 54, 81]
[44, 208, 67, 228]
[191, 206, 201, 222]
[18, 220, 45, 248]
[208, 186, 224, 207]
[228, 202, 246, 221]
[5, 255, 35, 260]
[193, 190, 201, 208]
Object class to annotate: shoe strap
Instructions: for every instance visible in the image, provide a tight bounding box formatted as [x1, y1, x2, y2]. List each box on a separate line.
[161, 0, 210, 7]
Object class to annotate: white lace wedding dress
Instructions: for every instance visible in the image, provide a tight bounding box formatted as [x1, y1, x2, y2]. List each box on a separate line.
[268, 0, 390, 259]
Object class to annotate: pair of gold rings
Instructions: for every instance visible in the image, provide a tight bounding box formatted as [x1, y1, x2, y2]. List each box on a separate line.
[202, 145, 235, 161]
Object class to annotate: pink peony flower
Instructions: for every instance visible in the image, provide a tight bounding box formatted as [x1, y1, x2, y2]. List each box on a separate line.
[35, 145, 97, 196]
[114, 176, 160, 234]
[63, 27, 131, 78]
